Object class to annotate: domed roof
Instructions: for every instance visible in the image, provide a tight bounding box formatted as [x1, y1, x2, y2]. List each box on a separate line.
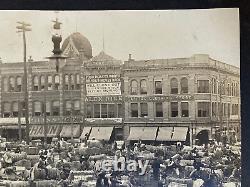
[61, 32, 92, 59]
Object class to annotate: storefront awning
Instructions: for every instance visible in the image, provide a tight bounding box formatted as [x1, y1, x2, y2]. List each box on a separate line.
[127, 127, 158, 141]
[171, 127, 188, 141]
[88, 126, 114, 140]
[30, 125, 61, 137]
[156, 127, 173, 141]
[79, 126, 92, 139]
[60, 125, 81, 138]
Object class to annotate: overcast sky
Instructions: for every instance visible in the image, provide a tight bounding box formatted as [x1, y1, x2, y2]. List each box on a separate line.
[0, 9, 239, 67]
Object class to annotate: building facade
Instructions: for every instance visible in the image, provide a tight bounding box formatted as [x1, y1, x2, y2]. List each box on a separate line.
[0, 32, 240, 144]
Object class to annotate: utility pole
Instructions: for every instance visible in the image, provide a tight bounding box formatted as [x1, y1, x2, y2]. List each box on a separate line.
[17, 22, 31, 144]
[43, 92, 47, 148]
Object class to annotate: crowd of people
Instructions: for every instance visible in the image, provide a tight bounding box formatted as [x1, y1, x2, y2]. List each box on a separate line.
[0, 136, 241, 187]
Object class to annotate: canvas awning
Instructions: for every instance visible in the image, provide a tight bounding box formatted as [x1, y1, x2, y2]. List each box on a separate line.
[60, 125, 81, 138]
[29, 125, 61, 137]
[79, 126, 92, 139]
[171, 127, 188, 141]
[127, 127, 158, 140]
[88, 126, 114, 140]
[156, 127, 173, 141]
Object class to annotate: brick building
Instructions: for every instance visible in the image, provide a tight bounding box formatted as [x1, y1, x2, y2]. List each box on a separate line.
[0, 32, 240, 145]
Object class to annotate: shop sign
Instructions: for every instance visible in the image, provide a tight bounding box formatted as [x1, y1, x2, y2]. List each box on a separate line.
[85, 118, 123, 124]
[29, 125, 60, 137]
[30, 116, 84, 124]
[85, 95, 193, 102]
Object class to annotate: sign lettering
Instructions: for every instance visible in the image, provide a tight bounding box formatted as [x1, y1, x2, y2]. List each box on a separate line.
[30, 116, 84, 125]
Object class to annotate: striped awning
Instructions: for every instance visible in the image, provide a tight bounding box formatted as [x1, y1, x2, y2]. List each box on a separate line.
[156, 127, 173, 141]
[88, 126, 114, 140]
[127, 127, 158, 141]
[60, 125, 81, 138]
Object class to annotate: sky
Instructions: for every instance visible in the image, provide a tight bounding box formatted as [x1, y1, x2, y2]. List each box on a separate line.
[0, 9, 239, 67]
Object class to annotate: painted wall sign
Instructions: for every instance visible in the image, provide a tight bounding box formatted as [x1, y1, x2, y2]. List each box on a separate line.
[30, 116, 84, 124]
[29, 125, 60, 137]
[85, 95, 193, 103]
[86, 74, 121, 96]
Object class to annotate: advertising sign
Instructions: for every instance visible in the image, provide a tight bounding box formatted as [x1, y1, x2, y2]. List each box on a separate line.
[86, 74, 121, 96]
[29, 125, 60, 137]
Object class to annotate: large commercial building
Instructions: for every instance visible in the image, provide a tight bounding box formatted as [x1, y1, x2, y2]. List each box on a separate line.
[0, 32, 240, 145]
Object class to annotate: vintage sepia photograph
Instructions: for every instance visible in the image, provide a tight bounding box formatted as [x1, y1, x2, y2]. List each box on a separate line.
[0, 9, 240, 187]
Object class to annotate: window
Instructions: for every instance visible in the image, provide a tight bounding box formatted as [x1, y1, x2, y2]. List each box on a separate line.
[171, 102, 178, 117]
[33, 76, 39, 91]
[180, 78, 188, 94]
[46, 101, 51, 116]
[54, 75, 60, 90]
[65, 100, 71, 116]
[197, 102, 210, 117]
[16, 77, 22, 92]
[101, 104, 108, 118]
[76, 74, 80, 90]
[3, 102, 11, 117]
[131, 80, 138, 95]
[108, 104, 115, 118]
[52, 100, 60, 116]
[212, 78, 217, 94]
[140, 79, 147, 95]
[170, 78, 178, 94]
[117, 104, 123, 118]
[73, 100, 80, 115]
[131, 103, 138, 117]
[3, 77, 8, 92]
[155, 102, 163, 117]
[40, 76, 45, 91]
[64, 75, 69, 90]
[34, 101, 42, 116]
[232, 104, 239, 115]
[212, 102, 217, 117]
[12, 102, 19, 117]
[181, 102, 189, 117]
[86, 104, 93, 118]
[9, 77, 15, 92]
[155, 81, 162, 94]
[227, 83, 231, 96]
[140, 103, 148, 117]
[70, 74, 75, 90]
[197, 80, 209, 93]
[227, 103, 230, 116]
[48, 75, 53, 90]
[94, 104, 100, 118]
[220, 82, 225, 95]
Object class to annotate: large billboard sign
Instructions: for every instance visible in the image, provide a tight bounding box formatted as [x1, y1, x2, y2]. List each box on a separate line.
[86, 74, 121, 96]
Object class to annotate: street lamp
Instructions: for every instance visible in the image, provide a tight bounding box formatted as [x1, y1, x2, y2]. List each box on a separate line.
[16, 21, 31, 144]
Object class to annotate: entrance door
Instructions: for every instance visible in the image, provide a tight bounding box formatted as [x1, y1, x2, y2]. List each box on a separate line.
[196, 130, 209, 146]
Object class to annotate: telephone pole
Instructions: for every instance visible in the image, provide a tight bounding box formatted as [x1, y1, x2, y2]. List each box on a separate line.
[17, 21, 31, 144]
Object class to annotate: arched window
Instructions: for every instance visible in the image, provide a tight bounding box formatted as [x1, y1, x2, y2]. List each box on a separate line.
[47, 75, 53, 91]
[140, 79, 147, 94]
[180, 77, 188, 93]
[65, 100, 71, 116]
[74, 100, 80, 115]
[33, 101, 42, 116]
[2, 77, 8, 92]
[12, 102, 19, 117]
[16, 76, 22, 92]
[70, 74, 75, 90]
[76, 74, 80, 90]
[33, 76, 39, 91]
[54, 75, 60, 90]
[64, 74, 69, 90]
[52, 100, 60, 116]
[9, 77, 15, 92]
[170, 78, 178, 94]
[131, 80, 138, 95]
[3, 102, 11, 117]
[40, 75, 45, 91]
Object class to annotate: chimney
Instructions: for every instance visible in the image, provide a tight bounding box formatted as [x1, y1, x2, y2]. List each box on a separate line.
[128, 54, 134, 61]
[28, 56, 33, 62]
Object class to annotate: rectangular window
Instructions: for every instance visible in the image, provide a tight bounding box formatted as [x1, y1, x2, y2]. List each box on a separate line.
[140, 103, 148, 117]
[86, 104, 93, 118]
[171, 102, 178, 117]
[46, 102, 51, 116]
[197, 102, 210, 117]
[131, 103, 138, 117]
[212, 102, 217, 117]
[155, 81, 162, 94]
[117, 104, 123, 118]
[108, 104, 115, 118]
[227, 103, 230, 117]
[155, 102, 163, 117]
[197, 80, 209, 93]
[94, 104, 100, 118]
[101, 104, 108, 118]
[181, 102, 189, 117]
